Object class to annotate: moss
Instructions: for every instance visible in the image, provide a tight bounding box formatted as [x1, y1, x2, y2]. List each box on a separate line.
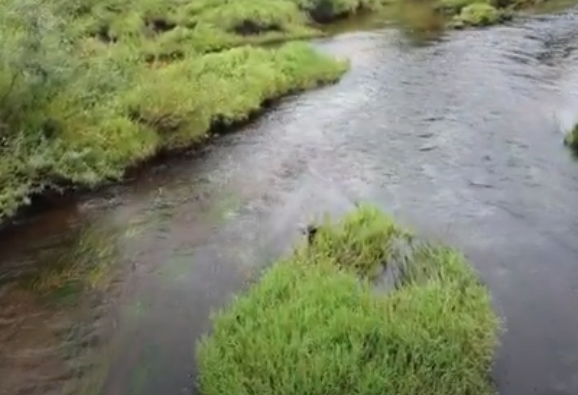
[197, 205, 499, 395]
[302, 205, 414, 278]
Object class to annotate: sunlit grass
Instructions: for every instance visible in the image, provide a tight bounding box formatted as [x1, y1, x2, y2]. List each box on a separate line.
[198, 205, 500, 395]
[123, 42, 348, 149]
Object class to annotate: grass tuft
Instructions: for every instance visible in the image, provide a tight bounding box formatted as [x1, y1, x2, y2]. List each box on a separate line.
[197, 205, 500, 395]
[564, 123, 578, 156]
[122, 43, 348, 149]
[450, 2, 504, 27]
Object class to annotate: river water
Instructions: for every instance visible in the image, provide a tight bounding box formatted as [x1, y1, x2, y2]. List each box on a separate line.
[2, 8, 578, 395]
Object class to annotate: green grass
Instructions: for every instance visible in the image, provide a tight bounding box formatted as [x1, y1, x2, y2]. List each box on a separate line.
[450, 2, 505, 27]
[564, 124, 578, 152]
[0, 0, 370, 221]
[197, 205, 500, 395]
[123, 43, 347, 149]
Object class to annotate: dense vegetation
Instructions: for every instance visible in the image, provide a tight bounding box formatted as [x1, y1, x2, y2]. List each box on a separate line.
[198, 205, 499, 395]
[1, 0, 392, 220]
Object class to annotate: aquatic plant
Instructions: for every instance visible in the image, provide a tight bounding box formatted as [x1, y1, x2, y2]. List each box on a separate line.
[197, 205, 500, 395]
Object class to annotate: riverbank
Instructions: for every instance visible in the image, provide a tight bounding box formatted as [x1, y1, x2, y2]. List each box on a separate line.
[198, 206, 499, 395]
[1, 0, 394, 221]
[0, 0, 571, 224]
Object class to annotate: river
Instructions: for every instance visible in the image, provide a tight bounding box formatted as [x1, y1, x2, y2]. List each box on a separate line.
[1, 7, 578, 395]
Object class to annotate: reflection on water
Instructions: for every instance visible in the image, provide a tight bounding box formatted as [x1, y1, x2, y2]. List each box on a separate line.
[393, 0, 447, 43]
[2, 6, 578, 395]
[321, 1, 447, 44]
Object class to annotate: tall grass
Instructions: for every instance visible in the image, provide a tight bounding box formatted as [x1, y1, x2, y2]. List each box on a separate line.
[197, 205, 500, 395]
[0, 0, 366, 221]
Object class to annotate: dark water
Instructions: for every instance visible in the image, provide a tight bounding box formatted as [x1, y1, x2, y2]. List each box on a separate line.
[2, 9, 578, 395]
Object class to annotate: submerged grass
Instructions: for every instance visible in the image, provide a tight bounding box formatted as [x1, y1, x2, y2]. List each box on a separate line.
[0, 0, 373, 222]
[197, 205, 500, 395]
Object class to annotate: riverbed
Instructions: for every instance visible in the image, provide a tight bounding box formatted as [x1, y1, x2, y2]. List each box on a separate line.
[1, 8, 578, 395]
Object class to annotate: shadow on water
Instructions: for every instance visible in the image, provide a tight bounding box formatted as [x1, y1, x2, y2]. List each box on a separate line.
[3, 5, 578, 395]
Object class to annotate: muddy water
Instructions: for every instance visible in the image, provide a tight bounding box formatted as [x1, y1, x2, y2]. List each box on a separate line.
[2, 9, 578, 395]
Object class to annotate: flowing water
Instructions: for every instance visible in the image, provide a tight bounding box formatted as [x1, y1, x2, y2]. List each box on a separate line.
[2, 8, 578, 395]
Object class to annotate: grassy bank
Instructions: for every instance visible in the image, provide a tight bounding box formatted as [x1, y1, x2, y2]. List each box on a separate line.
[198, 205, 500, 395]
[0, 0, 397, 221]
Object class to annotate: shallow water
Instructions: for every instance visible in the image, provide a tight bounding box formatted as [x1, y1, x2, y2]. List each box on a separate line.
[2, 8, 578, 395]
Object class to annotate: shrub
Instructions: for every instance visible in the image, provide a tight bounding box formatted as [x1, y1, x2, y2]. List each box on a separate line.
[198, 205, 499, 395]
[452, 3, 502, 27]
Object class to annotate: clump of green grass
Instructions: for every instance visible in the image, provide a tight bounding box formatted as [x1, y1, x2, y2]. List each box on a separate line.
[564, 123, 578, 152]
[300, 205, 413, 278]
[123, 42, 348, 149]
[197, 205, 500, 395]
[178, 0, 319, 52]
[450, 2, 503, 27]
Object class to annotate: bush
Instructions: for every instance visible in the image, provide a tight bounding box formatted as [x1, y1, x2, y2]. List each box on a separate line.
[451, 3, 502, 27]
[197, 206, 499, 395]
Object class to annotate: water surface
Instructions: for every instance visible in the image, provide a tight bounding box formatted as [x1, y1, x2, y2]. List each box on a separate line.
[2, 8, 578, 395]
